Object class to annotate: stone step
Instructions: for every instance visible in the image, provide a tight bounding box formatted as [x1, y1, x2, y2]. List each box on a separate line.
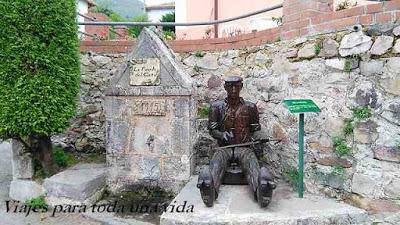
[160, 176, 371, 225]
[44, 163, 107, 205]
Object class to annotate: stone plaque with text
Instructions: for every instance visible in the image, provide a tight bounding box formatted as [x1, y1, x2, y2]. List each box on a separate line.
[129, 58, 161, 86]
[132, 99, 166, 116]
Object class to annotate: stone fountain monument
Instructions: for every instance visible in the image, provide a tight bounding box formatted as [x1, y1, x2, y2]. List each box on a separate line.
[104, 28, 196, 193]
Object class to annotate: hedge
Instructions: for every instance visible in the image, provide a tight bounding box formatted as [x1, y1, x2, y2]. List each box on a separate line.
[0, 0, 80, 139]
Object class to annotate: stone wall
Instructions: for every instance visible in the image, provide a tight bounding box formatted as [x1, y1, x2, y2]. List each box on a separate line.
[58, 25, 400, 208]
[53, 53, 127, 153]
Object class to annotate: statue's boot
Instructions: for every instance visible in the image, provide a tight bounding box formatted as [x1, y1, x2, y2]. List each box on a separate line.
[257, 167, 276, 208]
[197, 166, 216, 207]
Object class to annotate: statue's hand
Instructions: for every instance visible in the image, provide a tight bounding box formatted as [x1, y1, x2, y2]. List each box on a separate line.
[222, 131, 234, 144]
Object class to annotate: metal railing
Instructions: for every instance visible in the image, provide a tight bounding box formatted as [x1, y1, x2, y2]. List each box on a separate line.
[78, 31, 99, 40]
[78, 12, 123, 39]
[78, 4, 283, 27]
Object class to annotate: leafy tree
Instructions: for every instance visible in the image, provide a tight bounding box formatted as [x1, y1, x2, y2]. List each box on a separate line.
[0, 0, 80, 176]
[93, 5, 148, 39]
[91, 5, 114, 17]
[160, 12, 175, 32]
[128, 14, 149, 38]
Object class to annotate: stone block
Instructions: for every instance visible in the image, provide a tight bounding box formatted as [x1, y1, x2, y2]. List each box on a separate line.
[354, 121, 378, 144]
[130, 116, 171, 155]
[359, 60, 384, 76]
[207, 75, 222, 89]
[161, 156, 190, 181]
[9, 180, 44, 201]
[325, 58, 358, 71]
[375, 120, 400, 147]
[298, 43, 316, 59]
[351, 173, 378, 197]
[170, 118, 191, 155]
[316, 157, 352, 168]
[380, 57, 400, 96]
[160, 177, 370, 225]
[380, 99, 400, 126]
[373, 146, 400, 163]
[43, 164, 107, 203]
[348, 80, 379, 109]
[173, 98, 190, 118]
[346, 195, 400, 214]
[383, 178, 400, 199]
[392, 39, 400, 53]
[339, 32, 372, 57]
[272, 123, 288, 142]
[245, 52, 271, 66]
[104, 97, 125, 119]
[368, 199, 400, 214]
[351, 158, 400, 199]
[320, 38, 339, 58]
[393, 26, 400, 36]
[282, 48, 298, 58]
[183, 54, 219, 70]
[130, 156, 161, 180]
[92, 55, 112, 68]
[370, 36, 394, 55]
[307, 165, 349, 190]
[107, 120, 129, 154]
[11, 139, 33, 179]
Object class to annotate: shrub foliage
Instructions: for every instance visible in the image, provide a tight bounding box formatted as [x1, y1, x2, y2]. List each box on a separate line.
[0, 0, 80, 174]
[161, 12, 175, 32]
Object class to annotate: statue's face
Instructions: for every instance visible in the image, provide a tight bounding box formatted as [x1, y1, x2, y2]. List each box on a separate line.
[224, 81, 242, 100]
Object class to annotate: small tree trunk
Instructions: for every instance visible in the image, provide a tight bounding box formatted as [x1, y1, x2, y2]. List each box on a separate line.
[37, 136, 56, 176]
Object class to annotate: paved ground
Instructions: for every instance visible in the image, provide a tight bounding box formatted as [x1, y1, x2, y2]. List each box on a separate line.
[0, 141, 102, 225]
[2, 141, 396, 225]
[160, 176, 371, 225]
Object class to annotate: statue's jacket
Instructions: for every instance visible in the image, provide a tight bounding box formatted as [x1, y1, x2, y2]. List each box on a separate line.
[208, 97, 261, 146]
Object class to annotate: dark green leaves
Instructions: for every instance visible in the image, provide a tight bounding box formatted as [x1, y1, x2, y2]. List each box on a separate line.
[0, 0, 80, 138]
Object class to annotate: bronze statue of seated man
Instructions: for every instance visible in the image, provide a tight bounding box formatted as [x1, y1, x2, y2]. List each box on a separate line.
[197, 76, 276, 208]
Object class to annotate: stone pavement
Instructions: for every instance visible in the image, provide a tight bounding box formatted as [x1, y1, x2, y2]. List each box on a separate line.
[0, 141, 102, 225]
[160, 176, 372, 225]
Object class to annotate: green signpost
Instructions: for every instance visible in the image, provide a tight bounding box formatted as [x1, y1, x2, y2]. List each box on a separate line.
[283, 99, 321, 198]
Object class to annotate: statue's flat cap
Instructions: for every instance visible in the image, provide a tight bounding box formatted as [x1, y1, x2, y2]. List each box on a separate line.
[224, 76, 243, 83]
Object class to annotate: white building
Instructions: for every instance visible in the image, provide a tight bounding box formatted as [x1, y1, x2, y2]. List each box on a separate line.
[145, 1, 175, 22]
[77, 0, 96, 38]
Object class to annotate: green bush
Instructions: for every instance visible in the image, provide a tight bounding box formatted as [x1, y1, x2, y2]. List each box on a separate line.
[198, 105, 211, 118]
[284, 167, 299, 190]
[344, 59, 352, 73]
[0, 0, 80, 174]
[25, 196, 48, 209]
[163, 30, 176, 40]
[160, 12, 175, 32]
[194, 51, 206, 57]
[352, 107, 372, 120]
[343, 118, 354, 136]
[314, 43, 321, 55]
[331, 166, 345, 176]
[333, 137, 351, 156]
[53, 146, 78, 168]
[128, 15, 149, 38]
[92, 5, 148, 39]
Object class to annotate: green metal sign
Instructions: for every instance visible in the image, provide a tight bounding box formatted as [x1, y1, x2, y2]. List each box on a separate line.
[283, 99, 320, 198]
[283, 99, 321, 113]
